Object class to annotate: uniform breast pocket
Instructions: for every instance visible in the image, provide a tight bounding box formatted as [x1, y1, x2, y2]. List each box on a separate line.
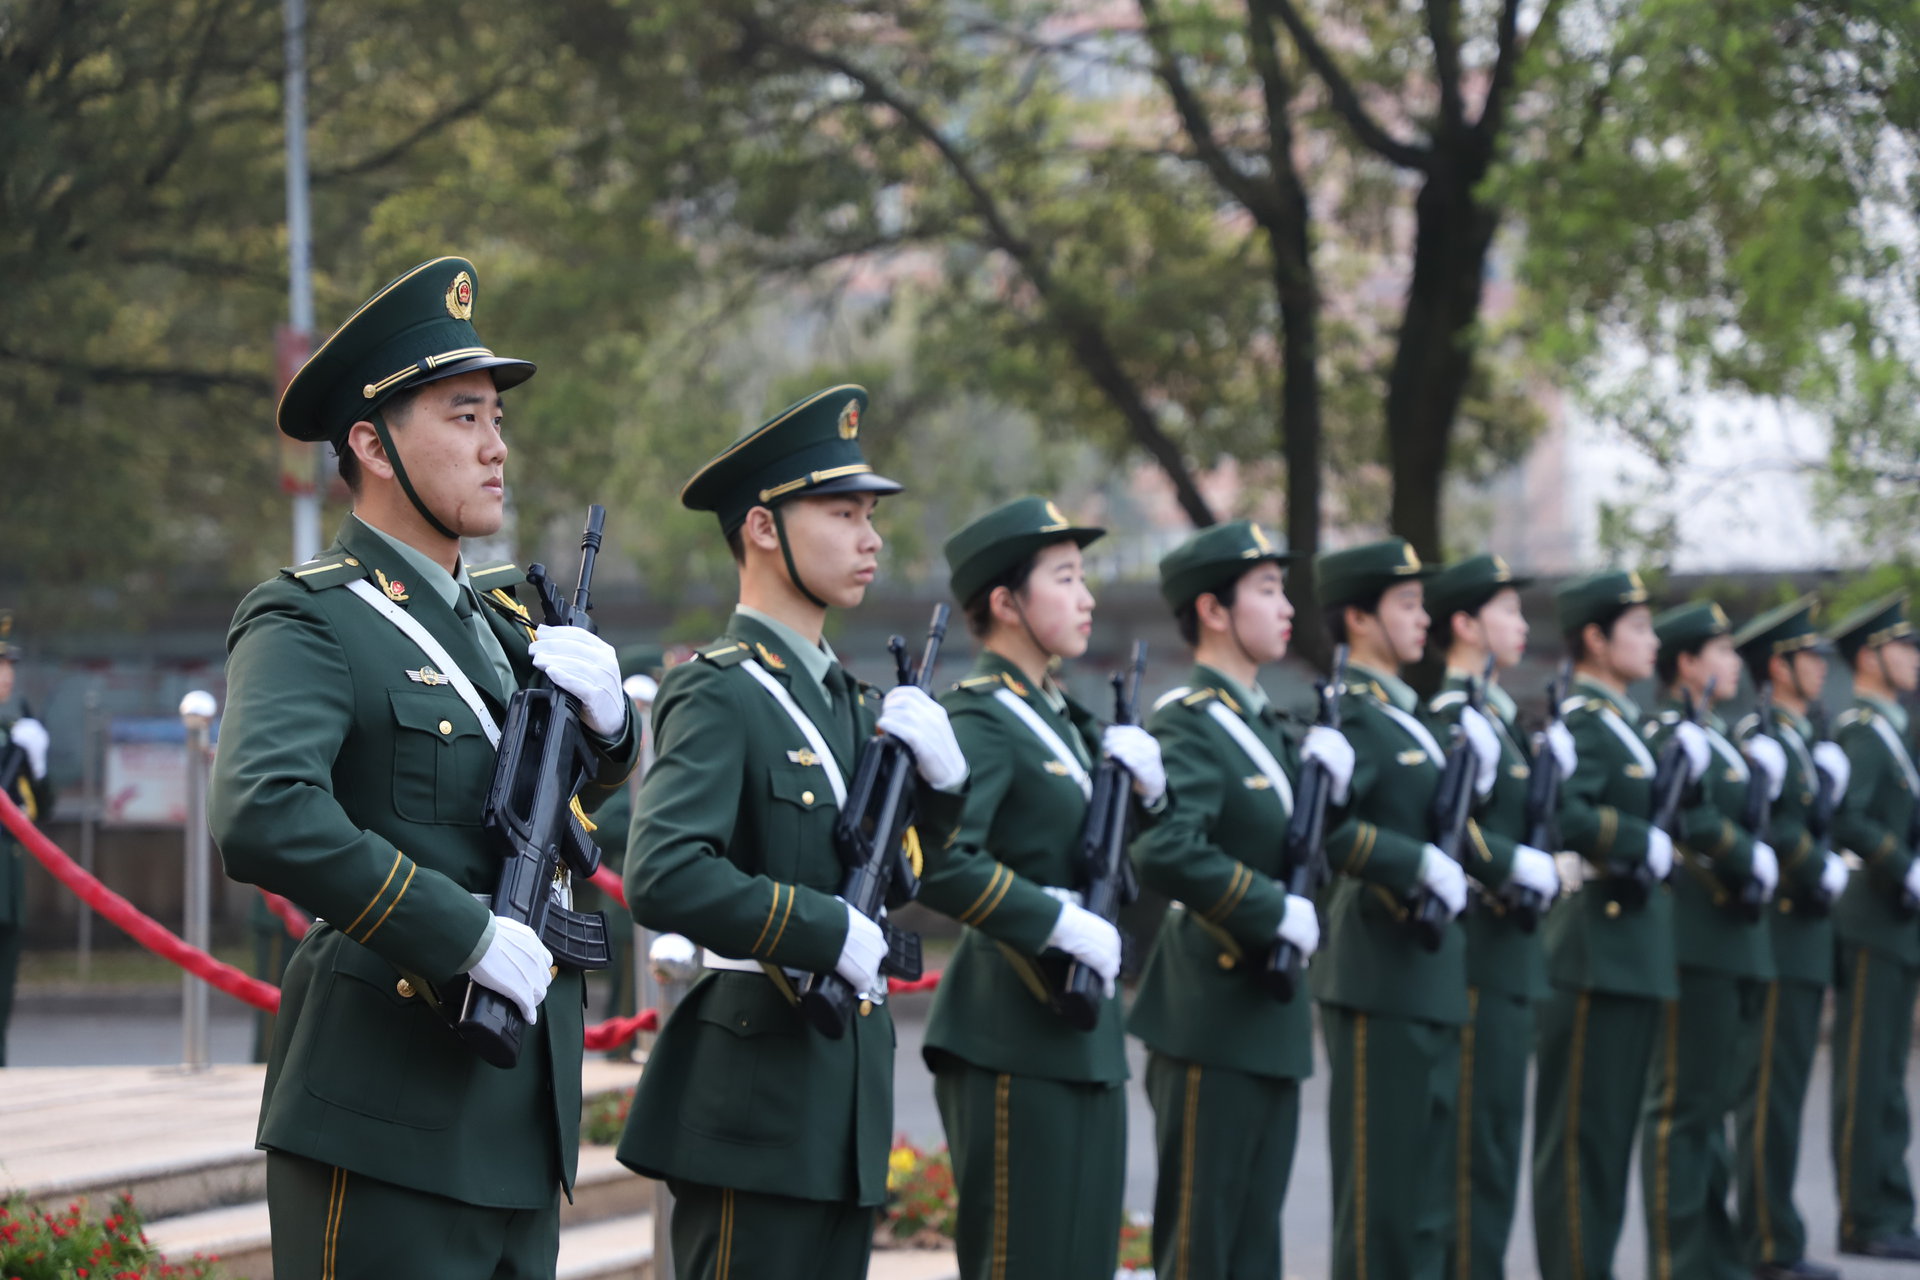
[765, 763, 834, 885]
[389, 689, 493, 826]
[680, 973, 809, 1147]
[305, 942, 469, 1131]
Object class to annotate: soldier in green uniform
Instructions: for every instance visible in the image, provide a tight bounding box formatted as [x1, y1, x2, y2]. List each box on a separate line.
[1731, 597, 1850, 1280]
[918, 496, 1167, 1280]
[1421, 555, 1567, 1280]
[0, 614, 51, 1067]
[1532, 571, 1680, 1280]
[616, 386, 970, 1278]
[1313, 538, 1503, 1280]
[1826, 592, 1920, 1260]
[209, 257, 644, 1279]
[1126, 520, 1354, 1280]
[1638, 601, 1780, 1280]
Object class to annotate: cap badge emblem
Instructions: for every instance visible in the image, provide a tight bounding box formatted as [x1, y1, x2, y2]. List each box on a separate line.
[838, 400, 861, 439]
[445, 271, 474, 320]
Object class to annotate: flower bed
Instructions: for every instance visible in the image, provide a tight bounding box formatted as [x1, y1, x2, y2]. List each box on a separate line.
[0, 1194, 224, 1279]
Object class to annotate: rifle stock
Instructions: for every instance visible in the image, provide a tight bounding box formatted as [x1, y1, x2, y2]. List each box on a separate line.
[1802, 700, 1839, 916]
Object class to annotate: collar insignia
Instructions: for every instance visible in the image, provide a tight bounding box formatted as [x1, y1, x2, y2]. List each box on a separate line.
[377, 569, 409, 602]
[787, 748, 820, 767]
[755, 643, 787, 671]
[405, 666, 450, 686]
[1001, 673, 1029, 697]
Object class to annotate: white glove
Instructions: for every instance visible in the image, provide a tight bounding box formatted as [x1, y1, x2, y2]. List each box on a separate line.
[1458, 706, 1502, 796]
[1744, 736, 1787, 803]
[8, 718, 48, 781]
[467, 917, 554, 1024]
[1045, 900, 1122, 997]
[1302, 726, 1355, 804]
[622, 673, 659, 706]
[878, 686, 968, 791]
[1544, 720, 1577, 777]
[1813, 741, 1852, 804]
[1103, 724, 1166, 807]
[1277, 894, 1320, 957]
[1646, 827, 1675, 880]
[835, 900, 887, 995]
[1509, 844, 1561, 898]
[529, 624, 627, 738]
[1820, 851, 1850, 900]
[1905, 860, 1920, 906]
[1418, 844, 1468, 916]
[1041, 885, 1085, 908]
[1749, 840, 1780, 896]
[1675, 721, 1711, 783]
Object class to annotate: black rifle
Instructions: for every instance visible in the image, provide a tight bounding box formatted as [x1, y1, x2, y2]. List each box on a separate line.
[1612, 680, 1712, 909]
[1255, 645, 1346, 1000]
[1801, 700, 1839, 916]
[1410, 655, 1496, 952]
[796, 605, 949, 1038]
[1732, 682, 1777, 921]
[1514, 661, 1576, 932]
[1044, 642, 1146, 1031]
[457, 505, 615, 1069]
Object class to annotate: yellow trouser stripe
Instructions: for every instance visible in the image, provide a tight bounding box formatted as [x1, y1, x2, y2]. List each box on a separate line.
[1753, 981, 1780, 1260]
[1355, 1012, 1369, 1280]
[323, 1166, 347, 1280]
[993, 1073, 1012, 1280]
[1652, 999, 1678, 1280]
[1567, 991, 1590, 1280]
[1177, 1063, 1202, 1280]
[1840, 948, 1870, 1237]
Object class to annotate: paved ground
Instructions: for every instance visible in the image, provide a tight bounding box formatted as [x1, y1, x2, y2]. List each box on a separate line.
[12, 985, 1920, 1279]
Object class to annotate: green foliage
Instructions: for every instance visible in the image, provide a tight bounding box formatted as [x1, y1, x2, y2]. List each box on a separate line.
[580, 1087, 633, 1147]
[0, 1193, 224, 1279]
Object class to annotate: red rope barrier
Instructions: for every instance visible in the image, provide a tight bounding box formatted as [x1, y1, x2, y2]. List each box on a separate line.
[589, 864, 626, 907]
[583, 1007, 659, 1051]
[0, 788, 283, 1013]
[259, 888, 311, 941]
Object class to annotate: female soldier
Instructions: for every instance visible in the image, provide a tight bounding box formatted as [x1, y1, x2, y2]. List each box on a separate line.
[1127, 521, 1353, 1279]
[916, 496, 1166, 1280]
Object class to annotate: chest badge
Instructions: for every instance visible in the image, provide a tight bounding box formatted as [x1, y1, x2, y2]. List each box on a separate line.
[755, 643, 787, 671]
[1043, 760, 1071, 777]
[405, 667, 450, 686]
[1244, 775, 1273, 790]
[1396, 749, 1427, 766]
[377, 569, 409, 602]
[787, 748, 820, 767]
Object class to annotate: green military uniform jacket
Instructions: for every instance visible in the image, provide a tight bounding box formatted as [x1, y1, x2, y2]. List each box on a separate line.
[1127, 665, 1313, 1080]
[1310, 664, 1470, 1026]
[617, 613, 964, 1208]
[1832, 695, 1920, 966]
[1739, 705, 1831, 984]
[1544, 679, 1679, 1000]
[1423, 676, 1548, 1000]
[209, 516, 641, 1209]
[920, 651, 1131, 1083]
[0, 712, 49, 931]
[1645, 701, 1774, 979]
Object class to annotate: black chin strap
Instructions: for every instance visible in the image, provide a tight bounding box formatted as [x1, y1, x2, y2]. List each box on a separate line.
[770, 504, 828, 610]
[368, 408, 460, 542]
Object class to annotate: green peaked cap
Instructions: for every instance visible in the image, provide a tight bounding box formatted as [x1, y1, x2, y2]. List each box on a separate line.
[1426, 553, 1533, 619]
[1158, 520, 1292, 611]
[1555, 570, 1650, 634]
[1313, 538, 1435, 608]
[1732, 595, 1828, 663]
[681, 385, 902, 534]
[1653, 599, 1731, 655]
[1828, 591, 1916, 659]
[945, 497, 1104, 604]
[617, 644, 666, 681]
[277, 256, 535, 445]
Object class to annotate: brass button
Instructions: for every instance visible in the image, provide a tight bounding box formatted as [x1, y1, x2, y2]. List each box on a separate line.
[438, 719, 453, 735]
[859, 999, 874, 1017]
[801, 790, 815, 806]
[395, 978, 415, 999]
[1605, 900, 1622, 919]
[1217, 953, 1235, 970]
[1780, 898, 1795, 914]
[344, 557, 360, 566]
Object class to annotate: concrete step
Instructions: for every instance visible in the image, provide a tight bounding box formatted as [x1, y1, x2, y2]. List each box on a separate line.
[556, 1214, 652, 1280]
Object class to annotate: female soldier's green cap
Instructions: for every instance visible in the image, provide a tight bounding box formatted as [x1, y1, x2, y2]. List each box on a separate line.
[276, 256, 535, 446]
[1312, 538, 1434, 608]
[944, 497, 1104, 605]
[1732, 596, 1828, 664]
[1828, 592, 1917, 660]
[1554, 570, 1650, 634]
[681, 385, 902, 534]
[1425, 553, 1533, 620]
[1158, 520, 1292, 611]
[1653, 600, 1731, 656]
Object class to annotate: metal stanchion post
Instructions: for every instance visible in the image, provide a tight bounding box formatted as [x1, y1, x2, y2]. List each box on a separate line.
[179, 691, 217, 1071]
[77, 686, 101, 978]
[647, 935, 700, 1280]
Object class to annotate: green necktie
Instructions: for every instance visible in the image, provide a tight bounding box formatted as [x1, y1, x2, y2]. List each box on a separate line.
[824, 662, 858, 748]
[454, 587, 514, 701]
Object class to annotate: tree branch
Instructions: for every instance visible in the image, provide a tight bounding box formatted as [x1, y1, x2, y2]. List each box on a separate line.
[1427, 0, 1466, 129]
[1136, 0, 1281, 225]
[1477, 0, 1561, 143]
[1256, 0, 1431, 170]
[0, 345, 270, 397]
[312, 71, 522, 181]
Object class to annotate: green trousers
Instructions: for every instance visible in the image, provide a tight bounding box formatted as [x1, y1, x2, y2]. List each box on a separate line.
[1144, 1051, 1299, 1280]
[1830, 943, 1920, 1243]
[1322, 1003, 1461, 1280]
[1531, 986, 1662, 1280]
[1447, 987, 1534, 1280]
[1736, 977, 1826, 1268]
[0, 848, 22, 1068]
[666, 1179, 874, 1279]
[0, 920, 19, 1068]
[932, 1057, 1127, 1280]
[266, 1151, 559, 1280]
[1640, 969, 1764, 1280]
